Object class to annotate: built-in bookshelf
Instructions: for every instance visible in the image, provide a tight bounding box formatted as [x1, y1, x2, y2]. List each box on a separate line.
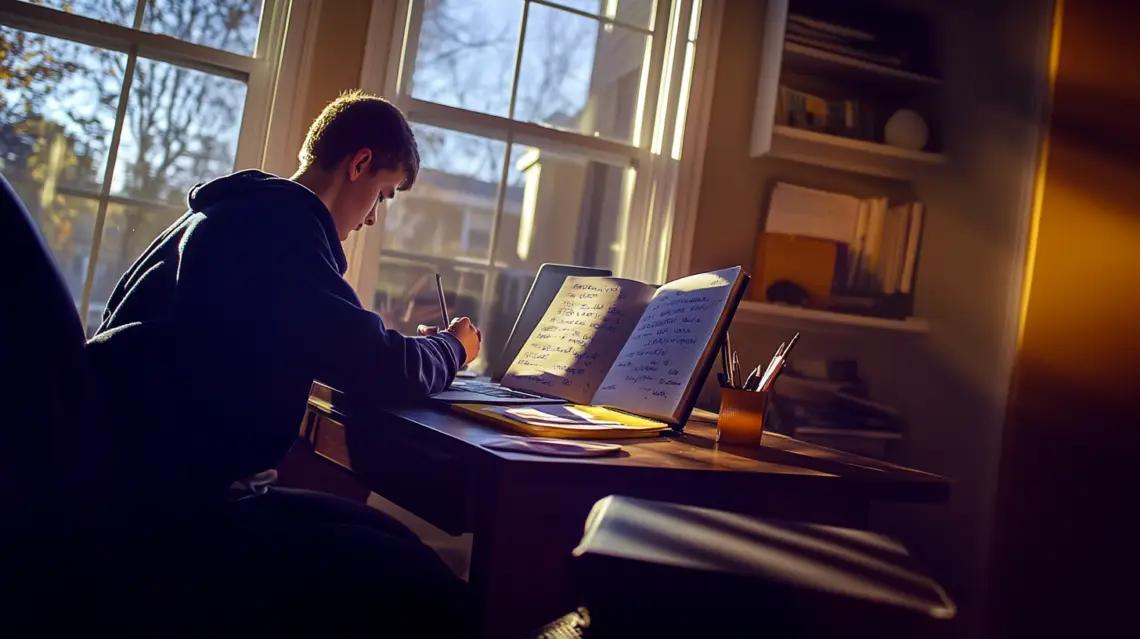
[751, 0, 944, 179]
[736, 0, 941, 330]
[770, 125, 945, 179]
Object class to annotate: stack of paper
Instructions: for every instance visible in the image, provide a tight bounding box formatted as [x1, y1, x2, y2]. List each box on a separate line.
[453, 403, 670, 440]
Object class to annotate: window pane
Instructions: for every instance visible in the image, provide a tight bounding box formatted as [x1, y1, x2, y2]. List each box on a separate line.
[0, 26, 126, 303]
[16, 0, 137, 27]
[142, 0, 263, 56]
[372, 257, 492, 371]
[515, 3, 648, 142]
[88, 201, 185, 318]
[383, 124, 508, 261]
[551, 0, 655, 30]
[410, 0, 521, 117]
[111, 58, 248, 207]
[494, 142, 631, 273]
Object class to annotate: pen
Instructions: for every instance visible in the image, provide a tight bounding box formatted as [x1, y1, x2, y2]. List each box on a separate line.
[743, 364, 764, 391]
[783, 332, 800, 358]
[760, 333, 799, 392]
[725, 332, 735, 385]
[435, 273, 449, 325]
[731, 352, 741, 387]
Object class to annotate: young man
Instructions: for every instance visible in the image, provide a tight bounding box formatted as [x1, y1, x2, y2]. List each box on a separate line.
[90, 90, 478, 497]
[86, 91, 477, 633]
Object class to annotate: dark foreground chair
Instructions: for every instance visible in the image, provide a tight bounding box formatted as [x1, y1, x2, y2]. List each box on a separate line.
[0, 174, 471, 637]
[534, 495, 955, 638]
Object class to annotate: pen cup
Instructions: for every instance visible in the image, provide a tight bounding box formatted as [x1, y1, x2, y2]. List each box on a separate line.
[716, 387, 771, 446]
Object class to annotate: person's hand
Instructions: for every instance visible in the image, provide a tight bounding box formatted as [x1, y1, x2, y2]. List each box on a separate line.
[421, 318, 481, 366]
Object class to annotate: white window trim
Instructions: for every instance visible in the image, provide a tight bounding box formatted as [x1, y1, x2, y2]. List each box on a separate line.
[665, 0, 724, 281]
[343, 0, 715, 302]
[258, 0, 322, 177]
[0, 0, 296, 328]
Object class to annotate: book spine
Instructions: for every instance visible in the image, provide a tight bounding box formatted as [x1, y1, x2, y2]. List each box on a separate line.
[878, 206, 898, 294]
[900, 202, 925, 295]
[860, 197, 887, 291]
[847, 200, 870, 291]
[884, 203, 902, 293]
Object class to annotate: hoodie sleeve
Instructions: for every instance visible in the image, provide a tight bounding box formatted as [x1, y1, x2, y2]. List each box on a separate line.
[295, 260, 467, 401]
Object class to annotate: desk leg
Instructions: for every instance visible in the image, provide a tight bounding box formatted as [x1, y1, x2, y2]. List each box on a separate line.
[468, 474, 594, 639]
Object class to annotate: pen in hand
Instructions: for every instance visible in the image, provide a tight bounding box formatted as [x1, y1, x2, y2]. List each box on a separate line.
[435, 273, 450, 326]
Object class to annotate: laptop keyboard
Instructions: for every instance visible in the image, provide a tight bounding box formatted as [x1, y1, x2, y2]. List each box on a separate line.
[453, 380, 544, 400]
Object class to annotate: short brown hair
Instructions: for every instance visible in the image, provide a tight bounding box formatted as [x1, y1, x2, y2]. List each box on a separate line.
[298, 90, 419, 190]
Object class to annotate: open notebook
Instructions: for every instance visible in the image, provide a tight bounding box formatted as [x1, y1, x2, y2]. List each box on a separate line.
[472, 266, 748, 428]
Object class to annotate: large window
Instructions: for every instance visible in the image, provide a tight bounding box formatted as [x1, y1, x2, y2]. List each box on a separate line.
[0, 0, 287, 334]
[364, 0, 703, 372]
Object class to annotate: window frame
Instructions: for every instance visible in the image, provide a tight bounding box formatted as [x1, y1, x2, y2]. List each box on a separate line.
[348, 0, 713, 314]
[0, 0, 296, 330]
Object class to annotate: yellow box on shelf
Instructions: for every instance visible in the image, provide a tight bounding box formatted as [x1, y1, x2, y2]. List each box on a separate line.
[753, 232, 839, 307]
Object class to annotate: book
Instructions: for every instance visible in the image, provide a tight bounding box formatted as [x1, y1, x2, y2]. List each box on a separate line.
[765, 182, 863, 245]
[754, 232, 840, 306]
[899, 202, 924, 294]
[500, 266, 749, 425]
[775, 86, 872, 141]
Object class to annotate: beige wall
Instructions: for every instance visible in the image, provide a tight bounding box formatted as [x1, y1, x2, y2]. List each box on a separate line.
[290, 0, 381, 163]
[990, 0, 1140, 636]
[687, 2, 1053, 637]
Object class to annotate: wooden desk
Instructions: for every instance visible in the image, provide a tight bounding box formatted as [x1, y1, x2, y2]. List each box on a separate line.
[298, 398, 948, 638]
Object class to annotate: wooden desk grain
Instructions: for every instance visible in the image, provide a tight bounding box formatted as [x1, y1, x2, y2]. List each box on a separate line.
[301, 400, 949, 638]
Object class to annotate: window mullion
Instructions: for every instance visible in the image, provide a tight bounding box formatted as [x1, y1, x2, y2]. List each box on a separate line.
[390, 0, 424, 97]
[505, 1, 531, 121]
[131, 0, 146, 28]
[403, 98, 641, 167]
[78, 46, 141, 332]
[235, 0, 291, 169]
[485, 136, 515, 267]
[485, 0, 528, 267]
[634, 0, 673, 150]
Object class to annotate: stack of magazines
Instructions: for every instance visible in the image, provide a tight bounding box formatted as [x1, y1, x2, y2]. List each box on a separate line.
[786, 13, 909, 69]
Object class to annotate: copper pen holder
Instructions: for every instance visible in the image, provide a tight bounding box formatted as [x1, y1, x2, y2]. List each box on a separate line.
[716, 387, 771, 446]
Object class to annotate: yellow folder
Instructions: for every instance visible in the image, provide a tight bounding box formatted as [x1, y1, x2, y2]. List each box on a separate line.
[452, 403, 670, 440]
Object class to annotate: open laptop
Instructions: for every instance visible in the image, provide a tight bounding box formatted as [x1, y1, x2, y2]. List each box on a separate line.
[431, 263, 612, 405]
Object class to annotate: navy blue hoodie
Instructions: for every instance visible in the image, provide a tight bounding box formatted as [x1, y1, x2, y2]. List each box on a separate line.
[86, 170, 464, 498]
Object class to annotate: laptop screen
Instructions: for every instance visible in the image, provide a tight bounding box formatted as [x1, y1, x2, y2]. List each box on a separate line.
[488, 263, 612, 382]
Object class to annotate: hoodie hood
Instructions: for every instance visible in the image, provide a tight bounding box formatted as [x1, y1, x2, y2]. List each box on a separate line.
[187, 169, 347, 274]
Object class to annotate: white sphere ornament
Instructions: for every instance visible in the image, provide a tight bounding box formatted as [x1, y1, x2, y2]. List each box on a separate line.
[884, 109, 929, 150]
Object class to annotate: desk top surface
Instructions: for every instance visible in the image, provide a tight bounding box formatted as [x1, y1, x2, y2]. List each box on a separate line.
[405, 406, 939, 478]
[312, 394, 949, 503]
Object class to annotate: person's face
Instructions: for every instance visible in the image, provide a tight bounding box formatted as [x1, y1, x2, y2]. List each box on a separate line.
[337, 148, 406, 241]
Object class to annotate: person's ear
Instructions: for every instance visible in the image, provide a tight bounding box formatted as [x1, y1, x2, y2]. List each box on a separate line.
[347, 148, 372, 182]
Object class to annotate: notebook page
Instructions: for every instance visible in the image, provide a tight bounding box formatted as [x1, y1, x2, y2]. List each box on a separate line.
[593, 267, 743, 421]
[502, 277, 655, 403]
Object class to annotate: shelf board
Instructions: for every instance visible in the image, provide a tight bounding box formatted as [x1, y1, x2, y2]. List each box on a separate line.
[768, 126, 947, 179]
[733, 300, 931, 334]
[783, 42, 941, 86]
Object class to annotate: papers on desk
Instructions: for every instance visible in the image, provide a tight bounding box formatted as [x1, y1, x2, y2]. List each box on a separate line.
[452, 403, 670, 439]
